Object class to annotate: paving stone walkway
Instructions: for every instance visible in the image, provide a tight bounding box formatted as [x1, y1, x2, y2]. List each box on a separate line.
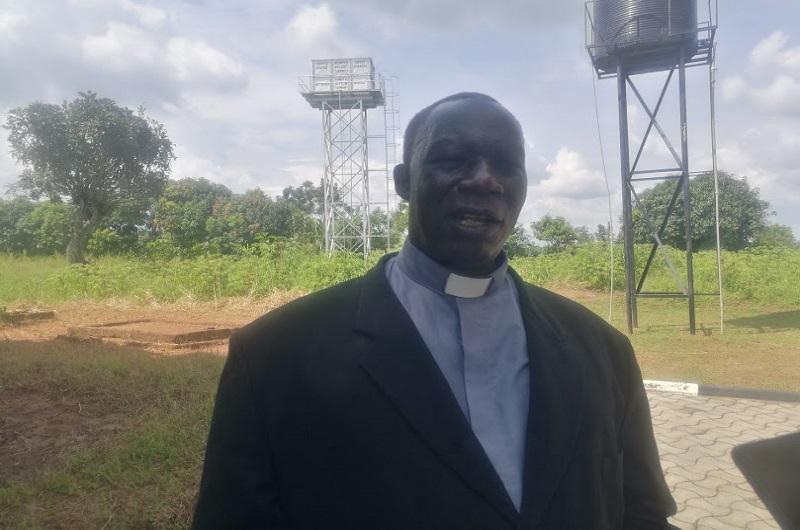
[648, 390, 800, 529]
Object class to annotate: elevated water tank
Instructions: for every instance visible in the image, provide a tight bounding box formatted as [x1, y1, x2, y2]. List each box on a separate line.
[592, 0, 698, 73]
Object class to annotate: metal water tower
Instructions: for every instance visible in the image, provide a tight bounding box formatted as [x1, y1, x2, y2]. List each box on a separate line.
[300, 58, 386, 258]
[586, 0, 718, 334]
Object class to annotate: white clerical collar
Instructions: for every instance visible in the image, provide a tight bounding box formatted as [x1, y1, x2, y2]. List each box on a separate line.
[395, 240, 507, 299]
[444, 273, 493, 298]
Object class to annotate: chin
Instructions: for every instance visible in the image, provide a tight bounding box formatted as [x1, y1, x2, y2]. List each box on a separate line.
[439, 243, 502, 275]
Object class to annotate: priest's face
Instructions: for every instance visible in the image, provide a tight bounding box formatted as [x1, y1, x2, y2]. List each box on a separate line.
[396, 98, 527, 276]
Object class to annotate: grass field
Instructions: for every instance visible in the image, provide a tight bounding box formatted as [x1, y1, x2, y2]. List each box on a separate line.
[1, 250, 798, 528]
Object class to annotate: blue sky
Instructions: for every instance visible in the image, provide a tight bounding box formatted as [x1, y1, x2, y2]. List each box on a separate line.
[1, 0, 799, 238]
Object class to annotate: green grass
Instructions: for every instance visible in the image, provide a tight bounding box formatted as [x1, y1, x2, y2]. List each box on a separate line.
[0, 249, 381, 303]
[555, 291, 800, 393]
[511, 245, 800, 306]
[0, 340, 223, 529]
[1, 248, 798, 528]
[0, 254, 69, 302]
[6, 245, 797, 305]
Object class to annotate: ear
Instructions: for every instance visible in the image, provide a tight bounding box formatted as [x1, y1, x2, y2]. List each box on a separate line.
[394, 163, 411, 201]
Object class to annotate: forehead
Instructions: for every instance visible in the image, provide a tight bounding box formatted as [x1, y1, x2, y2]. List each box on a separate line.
[417, 99, 523, 153]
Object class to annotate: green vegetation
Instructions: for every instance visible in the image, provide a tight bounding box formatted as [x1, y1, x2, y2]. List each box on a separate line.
[0, 178, 407, 262]
[0, 339, 222, 529]
[512, 244, 800, 306]
[530, 214, 592, 253]
[0, 244, 380, 303]
[1, 248, 798, 528]
[5, 92, 174, 264]
[631, 171, 794, 251]
[2, 244, 799, 306]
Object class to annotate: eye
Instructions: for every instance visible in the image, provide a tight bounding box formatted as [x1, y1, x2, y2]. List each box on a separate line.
[430, 156, 472, 172]
[492, 158, 525, 176]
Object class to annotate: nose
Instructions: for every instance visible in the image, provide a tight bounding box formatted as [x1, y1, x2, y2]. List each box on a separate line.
[458, 158, 503, 195]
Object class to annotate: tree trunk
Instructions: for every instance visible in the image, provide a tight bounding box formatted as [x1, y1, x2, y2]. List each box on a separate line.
[65, 210, 94, 264]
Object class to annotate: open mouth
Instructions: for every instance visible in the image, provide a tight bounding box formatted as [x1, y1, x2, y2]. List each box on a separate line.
[456, 214, 493, 227]
[451, 210, 499, 229]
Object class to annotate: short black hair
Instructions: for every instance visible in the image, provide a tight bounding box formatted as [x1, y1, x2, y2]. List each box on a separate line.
[402, 92, 501, 165]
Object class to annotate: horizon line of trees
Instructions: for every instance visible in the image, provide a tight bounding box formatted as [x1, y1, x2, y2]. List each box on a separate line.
[0, 177, 410, 259]
[1, 173, 797, 261]
[3, 92, 796, 264]
[507, 171, 798, 257]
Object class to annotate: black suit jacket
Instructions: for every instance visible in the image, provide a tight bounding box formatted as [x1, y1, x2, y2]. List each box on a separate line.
[193, 256, 677, 529]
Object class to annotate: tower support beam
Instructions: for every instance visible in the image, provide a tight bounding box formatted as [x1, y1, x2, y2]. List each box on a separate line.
[300, 57, 386, 258]
[588, 1, 717, 334]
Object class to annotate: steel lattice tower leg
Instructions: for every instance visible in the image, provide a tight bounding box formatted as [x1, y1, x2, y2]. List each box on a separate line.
[322, 100, 370, 258]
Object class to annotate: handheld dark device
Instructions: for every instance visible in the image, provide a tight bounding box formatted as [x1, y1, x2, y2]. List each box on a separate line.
[731, 431, 800, 530]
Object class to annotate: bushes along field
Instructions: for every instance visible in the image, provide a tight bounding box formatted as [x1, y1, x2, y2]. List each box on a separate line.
[2, 244, 798, 306]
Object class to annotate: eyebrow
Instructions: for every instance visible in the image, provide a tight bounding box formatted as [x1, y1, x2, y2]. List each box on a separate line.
[425, 138, 463, 153]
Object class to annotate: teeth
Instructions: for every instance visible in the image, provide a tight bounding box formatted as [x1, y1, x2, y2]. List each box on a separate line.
[457, 215, 489, 227]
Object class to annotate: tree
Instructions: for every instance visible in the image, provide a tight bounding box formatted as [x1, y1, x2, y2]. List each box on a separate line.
[504, 225, 538, 258]
[594, 223, 611, 243]
[280, 180, 325, 217]
[753, 224, 798, 248]
[206, 188, 300, 253]
[389, 202, 409, 249]
[631, 172, 770, 251]
[150, 177, 232, 254]
[530, 215, 587, 253]
[0, 197, 36, 254]
[19, 201, 74, 255]
[5, 91, 174, 263]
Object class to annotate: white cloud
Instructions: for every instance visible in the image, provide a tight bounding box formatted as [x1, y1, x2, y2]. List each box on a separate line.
[720, 75, 748, 104]
[540, 147, 608, 200]
[177, 71, 305, 123]
[81, 23, 246, 92]
[717, 122, 800, 230]
[0, 10, 25, 41]
[68, 0, 168, 27]
[120, 0, 168, 29]
[723, 31, 800, 115]
[81, 22, 159, 72]
[284, 4, 338, 49]
[281, 163, 322, 187]
[516, 147, 618, 231]
[749, 75, 800, 114]
[166, 38, 246, 88]
[749, 31, 800, 73]
[330, 0, 575, 32]
[170, 146, 256, 191]
[520, 194, 614, 232]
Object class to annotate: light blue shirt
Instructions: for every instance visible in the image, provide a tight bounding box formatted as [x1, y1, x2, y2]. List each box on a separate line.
[385, 241, 530, 511]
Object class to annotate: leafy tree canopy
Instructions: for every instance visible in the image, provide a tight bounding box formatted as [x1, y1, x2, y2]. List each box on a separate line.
[4, 91, 173, 263]
[281, 180, 325, 217]
[0, 197, 36, 254]
[531, 215, 591, 253]
[753, 224, 798, 248]
[504, 225, 539, 258]
[632, 171, 770, 251]
[151, 177, 232, 252]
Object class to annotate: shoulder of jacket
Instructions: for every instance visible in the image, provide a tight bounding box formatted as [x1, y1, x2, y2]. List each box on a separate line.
[233, 274, 366, 345]
[515, 278, 629, 345]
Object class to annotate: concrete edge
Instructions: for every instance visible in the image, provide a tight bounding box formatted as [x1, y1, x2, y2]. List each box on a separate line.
[644, 379, 800, 403]
[644, 380, 699, 395]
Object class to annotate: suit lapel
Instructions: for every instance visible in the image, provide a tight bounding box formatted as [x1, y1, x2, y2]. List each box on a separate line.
[510, 270, 586, 529]
[355, 257, 519, 523]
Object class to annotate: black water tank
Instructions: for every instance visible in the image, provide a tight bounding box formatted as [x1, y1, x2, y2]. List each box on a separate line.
[593, 0, 698, 72]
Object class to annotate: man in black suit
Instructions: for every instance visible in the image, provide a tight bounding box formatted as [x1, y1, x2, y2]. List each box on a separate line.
[192, 93, 677, 529]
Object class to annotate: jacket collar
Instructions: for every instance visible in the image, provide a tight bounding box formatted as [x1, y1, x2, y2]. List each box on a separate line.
[395, 240, 509, 298]
[355, 255, 585, 525]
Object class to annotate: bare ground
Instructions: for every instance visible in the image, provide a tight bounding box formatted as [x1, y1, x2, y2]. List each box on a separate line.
[0, 293, 304, 487]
